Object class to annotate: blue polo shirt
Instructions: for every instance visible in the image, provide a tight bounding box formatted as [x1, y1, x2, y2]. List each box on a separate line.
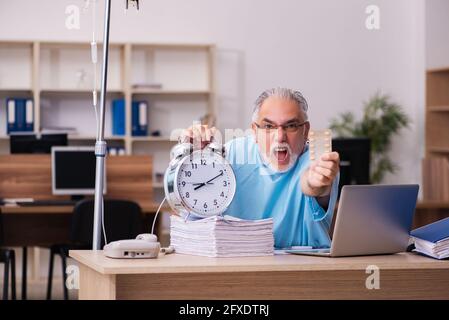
[224, 135, 339, 249]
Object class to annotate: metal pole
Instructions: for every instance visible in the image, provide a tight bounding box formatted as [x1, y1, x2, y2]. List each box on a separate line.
[93, 0, 111, 250]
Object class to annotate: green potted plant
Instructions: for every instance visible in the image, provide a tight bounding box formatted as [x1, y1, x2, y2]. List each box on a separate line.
[329, 92, 410, 183]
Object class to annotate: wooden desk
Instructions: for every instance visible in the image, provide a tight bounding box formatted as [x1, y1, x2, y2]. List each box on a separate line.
[0, 203, 172, 247]
[0, 154, 169, 300]
[70, 251, 449, 300]
[0, 154, 155, 203]
[0, 154, 173, 246]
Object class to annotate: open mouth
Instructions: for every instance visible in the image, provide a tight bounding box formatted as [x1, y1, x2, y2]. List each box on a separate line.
[273, 146, 290, 163]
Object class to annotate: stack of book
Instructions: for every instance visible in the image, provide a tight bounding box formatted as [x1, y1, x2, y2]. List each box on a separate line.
[170, 215, 274, 257]
[410, 217, 449, 260]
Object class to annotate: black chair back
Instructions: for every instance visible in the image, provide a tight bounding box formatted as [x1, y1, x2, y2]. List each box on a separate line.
[70, 199, 143, 248]
[0, 212, 4, 246]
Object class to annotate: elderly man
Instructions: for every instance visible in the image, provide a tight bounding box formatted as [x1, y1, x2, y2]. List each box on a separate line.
[182, 87, 340, 248]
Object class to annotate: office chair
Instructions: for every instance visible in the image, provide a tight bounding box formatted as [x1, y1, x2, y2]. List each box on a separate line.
[0, 213, 16, 300]
[46, 199, 143, 300]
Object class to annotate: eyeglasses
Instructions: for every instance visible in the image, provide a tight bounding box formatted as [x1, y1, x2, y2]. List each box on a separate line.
[254, 121, 308, 133]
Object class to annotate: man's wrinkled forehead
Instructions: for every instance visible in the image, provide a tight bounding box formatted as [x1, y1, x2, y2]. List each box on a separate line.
[258, 97, 307, 123]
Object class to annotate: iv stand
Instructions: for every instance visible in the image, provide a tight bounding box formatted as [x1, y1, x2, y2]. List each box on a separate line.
[92, 0, 140, 250]
[92, 0, 111, 250]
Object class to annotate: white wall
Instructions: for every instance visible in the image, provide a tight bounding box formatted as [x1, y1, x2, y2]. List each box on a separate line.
[426, 0, 449, 69]
[0, 0, 426, 185]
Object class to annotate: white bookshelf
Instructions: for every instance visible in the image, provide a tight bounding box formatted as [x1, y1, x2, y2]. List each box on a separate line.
[0, 42, 33, 90]
[0, 40, 216, 184]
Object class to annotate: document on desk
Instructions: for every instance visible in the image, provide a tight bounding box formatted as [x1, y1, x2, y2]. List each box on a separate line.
[170, 215, 274, 257]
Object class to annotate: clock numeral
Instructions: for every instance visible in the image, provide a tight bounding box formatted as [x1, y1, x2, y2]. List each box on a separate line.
[203, 202, 208, 209]
[194, 199, 197, 205]
[212, 162, 215, 168]
[220, 192, 224, 197]
[191, 163, 198, 169]
[184, 171, 192, 177]
[213, 199, 218, 206]
[200, 159, 206, 165]
[223, 181, 228, 187]
[185, 192, 190, 198]
[181, 181, 186, 187]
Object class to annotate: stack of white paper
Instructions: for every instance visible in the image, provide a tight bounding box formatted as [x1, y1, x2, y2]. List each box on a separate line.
[170, 215, 274, 257]
[413, 237, 449, 260]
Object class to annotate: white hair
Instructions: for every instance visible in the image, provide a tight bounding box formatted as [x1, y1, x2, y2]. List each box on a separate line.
[252, 87, 309, 122]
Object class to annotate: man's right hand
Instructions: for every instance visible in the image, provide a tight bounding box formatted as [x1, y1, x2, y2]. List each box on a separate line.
[180, 124, 217, 149]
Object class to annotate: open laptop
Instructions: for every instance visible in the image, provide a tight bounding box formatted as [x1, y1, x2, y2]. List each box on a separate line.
[287, 184, 419, 257]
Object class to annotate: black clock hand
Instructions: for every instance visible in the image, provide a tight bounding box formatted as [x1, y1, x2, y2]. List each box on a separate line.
[194, 183, 206, 191]
[206, 171, 224, 184]
[193, 172, 224, 191]
[192, 182, 214, 186]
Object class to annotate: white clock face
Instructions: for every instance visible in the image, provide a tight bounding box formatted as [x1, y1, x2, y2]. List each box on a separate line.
[175, 150, 236, 216]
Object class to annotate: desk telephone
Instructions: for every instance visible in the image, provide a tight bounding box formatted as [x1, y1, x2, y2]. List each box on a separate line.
[104, 233, 174, 259]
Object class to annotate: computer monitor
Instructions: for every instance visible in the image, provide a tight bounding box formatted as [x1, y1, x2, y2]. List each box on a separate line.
[10, 133, 68, 154]
[332, 138, 371, 197]
[51, 146, 106, 196]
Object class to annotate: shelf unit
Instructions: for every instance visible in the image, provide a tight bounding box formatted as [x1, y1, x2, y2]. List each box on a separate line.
[425, 67, 449, 156]
[0, 40, 216, 186]
[423, 67, 449, 200]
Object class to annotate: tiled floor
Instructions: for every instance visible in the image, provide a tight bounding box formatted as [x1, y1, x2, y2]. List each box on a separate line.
[1, 278, 79, 300]
[1, 247, 79, 300]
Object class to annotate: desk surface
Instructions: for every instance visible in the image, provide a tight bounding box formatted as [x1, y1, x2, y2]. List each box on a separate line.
[70, 250, 449, 275]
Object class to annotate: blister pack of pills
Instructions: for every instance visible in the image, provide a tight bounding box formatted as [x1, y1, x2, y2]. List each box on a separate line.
[309, 129, 332, 162]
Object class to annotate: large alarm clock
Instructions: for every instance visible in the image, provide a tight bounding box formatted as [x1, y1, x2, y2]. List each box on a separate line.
[164, 142, 236, 218]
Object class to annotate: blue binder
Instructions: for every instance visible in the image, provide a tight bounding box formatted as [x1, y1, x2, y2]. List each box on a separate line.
[15, 99, 26, 132]
[132, 100, 148, 136]
[6, 98, 34, 134]
[411, 217, 449, 243]
[112, 99, 125, 136]
[6, 98, 16, 134]
[25, 99, 34, 132]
